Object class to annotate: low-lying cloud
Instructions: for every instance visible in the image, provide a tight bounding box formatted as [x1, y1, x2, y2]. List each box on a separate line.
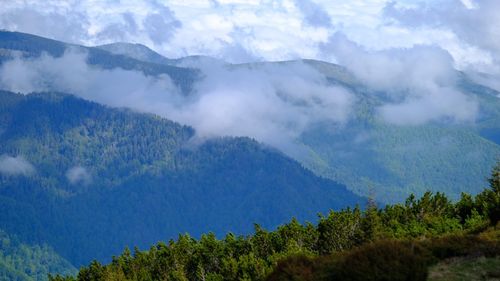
[322, 33, 479, 125]
[173, 61, 353, 149]
[0, 155, 35, 176]
[0, 49, 181, 113]
[0, 50, 354, 153]
[66, 166, 92, 185]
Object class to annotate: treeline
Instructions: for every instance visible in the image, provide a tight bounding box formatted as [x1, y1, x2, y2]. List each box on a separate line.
[50, 163, 500, 281]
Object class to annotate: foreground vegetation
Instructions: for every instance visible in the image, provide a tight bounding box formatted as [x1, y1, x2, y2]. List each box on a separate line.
[49, 163, 500, 281]
[428, 256, 500, 281]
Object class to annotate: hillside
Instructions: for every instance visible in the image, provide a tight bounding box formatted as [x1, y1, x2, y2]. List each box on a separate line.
[232, 60, 500, 202]
[0, 229, 76, 281]
[96, 42, 176, 65]
[49, 163, 500, 281]
[1, 31, 500, 203]
[0, 91, 363, 266]
[0, 31, 198, 94]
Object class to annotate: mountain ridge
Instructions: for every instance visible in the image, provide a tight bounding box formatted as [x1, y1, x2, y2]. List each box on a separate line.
[0, 90, 364, 265]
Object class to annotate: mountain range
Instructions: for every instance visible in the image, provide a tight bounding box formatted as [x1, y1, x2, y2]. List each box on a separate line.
[0, 30, 499, 279]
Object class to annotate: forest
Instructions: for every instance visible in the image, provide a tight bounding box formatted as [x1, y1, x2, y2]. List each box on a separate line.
[49, 163, 500, 281]
[0, 90, 362, 266]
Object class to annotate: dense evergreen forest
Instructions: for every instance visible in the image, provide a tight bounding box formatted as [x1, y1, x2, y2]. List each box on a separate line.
[0, 90, 362, 266]
[49, 163, 500, 281]
[0, 230, 76, 281]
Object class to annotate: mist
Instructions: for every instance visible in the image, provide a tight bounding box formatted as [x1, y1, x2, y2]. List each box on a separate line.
[66, 166, 92, 186]
[0, 155, 35, 176]
[0, 50, 354, 153]
[322, 33, 479, 125]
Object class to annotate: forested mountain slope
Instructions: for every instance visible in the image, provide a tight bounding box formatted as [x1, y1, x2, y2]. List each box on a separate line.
[0, 91, 363, 266]
[231, 60, 500, 202]
[0, 229, 76, 281]
[2, 30, 500, 203]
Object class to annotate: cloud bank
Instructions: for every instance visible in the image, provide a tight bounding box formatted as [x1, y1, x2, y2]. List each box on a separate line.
[0, 155, 35, 176]
[172, 61, 353, 149]
[322, 33, 479, 125]
[0, 50, 353, 152]
[0, 0, 498, 82]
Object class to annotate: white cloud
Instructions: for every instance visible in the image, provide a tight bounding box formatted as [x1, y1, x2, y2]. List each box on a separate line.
[0, 49, 181, 113]
[173, 61, 353, 149]
[322, 33, 479, 124]
[383, 0, 500, 90]
[0, 0, 495, 73]
[0, 0, 495, 67]
[66, 166, 92, 185]
[0, 155, 35, 176]
[0, 51, 353, 154]
[294, 0, 332, 28]
[0, 0, 495, 127]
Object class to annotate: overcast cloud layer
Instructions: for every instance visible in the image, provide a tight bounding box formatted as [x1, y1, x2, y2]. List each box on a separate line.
[0, 0, 498, 69]
[0, 0, 497, 149]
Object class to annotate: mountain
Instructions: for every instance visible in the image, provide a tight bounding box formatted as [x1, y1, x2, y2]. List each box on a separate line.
[0, 90, 363, 266]
[96, 42, 176, 65]
[0, 31, 198, 94]
[96, 42, 226, 68]
[230, 60, 500, 202]
[1, 30, 500, 204]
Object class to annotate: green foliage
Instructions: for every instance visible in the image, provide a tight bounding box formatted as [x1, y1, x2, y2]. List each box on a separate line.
[0, 91, 362, 266]
[330, 240, 430, 281]
[0, 229, 76, 281]
[52, 166, 500, 280]
[317, 207, 362, 254]
[269, 231, 500, 281]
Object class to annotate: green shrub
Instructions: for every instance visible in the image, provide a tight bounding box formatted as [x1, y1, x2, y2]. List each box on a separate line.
[266, 255, 316, 281]
[424, 234, 500, 259]
[329, 240, 430, 281]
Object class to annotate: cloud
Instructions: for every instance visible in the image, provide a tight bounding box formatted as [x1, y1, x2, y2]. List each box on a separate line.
[0, 50, 353, 154]
[383, 0, 500, 91]
[0, 0, 497, 74]
[66, 166, 92, 185]
[0, 0, 181, 47]
[172, 61, 353, 150]
[142, 1, 182, 45]
[294, 0, 332, 28]
[384, 0, 500, 57]
[0, 49, 181, 113]
[322, 33, 479, 125]
[0, 155, 35, 176]
[0, 6, 90, 44]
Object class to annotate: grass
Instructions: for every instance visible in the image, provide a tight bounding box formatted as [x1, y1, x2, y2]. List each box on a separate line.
[428, 256, 500, 281]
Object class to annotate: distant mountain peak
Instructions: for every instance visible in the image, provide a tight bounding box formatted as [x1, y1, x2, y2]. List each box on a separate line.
[96, 42, 174, 65]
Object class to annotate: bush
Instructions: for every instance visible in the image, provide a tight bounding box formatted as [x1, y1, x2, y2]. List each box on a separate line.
[424, 233, 500, 259]
[266, 255, 317, 281]
[328, 240, 430, 281]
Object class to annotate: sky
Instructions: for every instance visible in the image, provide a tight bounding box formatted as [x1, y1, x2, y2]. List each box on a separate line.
[0, 0, 497, 68]
[0, 0, 498, 153]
